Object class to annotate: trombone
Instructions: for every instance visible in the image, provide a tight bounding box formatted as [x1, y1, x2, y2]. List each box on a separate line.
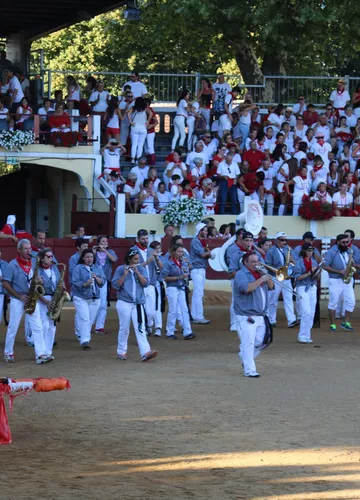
[255, 263, 303, 300]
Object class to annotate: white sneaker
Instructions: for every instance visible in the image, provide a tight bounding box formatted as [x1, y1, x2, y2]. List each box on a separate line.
[245, 372, 260, 378]
[36, 355, 53, 365]
[193, 318, 210, 324]
[154, 328, 162, 337]
[230, 324, 237, 332]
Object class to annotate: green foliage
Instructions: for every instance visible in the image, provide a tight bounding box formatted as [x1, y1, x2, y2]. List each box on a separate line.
[32, 0, 360, 87]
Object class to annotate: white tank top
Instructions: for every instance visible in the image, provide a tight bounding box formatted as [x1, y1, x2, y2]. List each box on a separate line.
[107, 112, 120, 129]
[103, 149, 120, 168]
[132, 110, 147, 129]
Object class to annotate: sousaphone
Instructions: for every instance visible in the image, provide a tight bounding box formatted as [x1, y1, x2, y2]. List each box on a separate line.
[209, 199, 264, 272]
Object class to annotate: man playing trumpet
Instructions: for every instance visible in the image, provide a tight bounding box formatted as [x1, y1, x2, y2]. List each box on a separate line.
[234, 252, 274, 378]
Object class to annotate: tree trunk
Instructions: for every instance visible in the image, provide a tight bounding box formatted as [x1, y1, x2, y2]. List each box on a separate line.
[261, 51, 288, 105]
[234, 42, 264, 85]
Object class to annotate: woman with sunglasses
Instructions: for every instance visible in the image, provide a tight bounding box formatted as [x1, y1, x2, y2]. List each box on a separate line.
[293, 243, 320, 343]
[112, 248, 158, 361]
[72, 249, 105, 350]
[37, 248, 60, 360]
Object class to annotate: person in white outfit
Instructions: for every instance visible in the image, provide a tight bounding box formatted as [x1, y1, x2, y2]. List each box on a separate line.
[111, 248, 158, 361]
[189, 223, 212, 324]
[3, 239, 52, 364]
[265, 232, 299, 328]
[286, 165, 311, 216]
[324, 234, 358, 332]
[219, 85, 241, 137]
[127, 97, 152, 164]
[71, 249, 106, 349]
[172, 90, 191, 151]
[93, 236, 118, 334]
[257, 159, 276, 215]
[292, 243, 320, 343]
[162, 244, 196, 340]
[234, 251, 274, 378]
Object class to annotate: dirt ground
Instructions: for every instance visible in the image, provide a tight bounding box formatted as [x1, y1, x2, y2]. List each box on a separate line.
[2, 292, 360, 500]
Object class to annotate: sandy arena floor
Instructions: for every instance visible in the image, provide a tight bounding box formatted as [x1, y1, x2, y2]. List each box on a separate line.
[2, 293, 360, 500]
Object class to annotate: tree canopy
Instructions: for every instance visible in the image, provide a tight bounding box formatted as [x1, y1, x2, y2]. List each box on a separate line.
[33, 0, 360, 88]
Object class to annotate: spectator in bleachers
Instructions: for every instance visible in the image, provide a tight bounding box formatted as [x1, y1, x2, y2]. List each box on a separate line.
[171, 90, 191, 151]
[236, 169, 264, 212]
[101, 138, 126, 173]
[293, 95, 307, 116]
[66, 75, 81, 111]
[156, 182, 172, 212]
[283, 107, 296, 128]
[293, 114, 308, 140]
[16, 71, 31, 102]
[303, 104, 319, 127]
[38, 98, 55, 121]
[200, 132, 218, 163]
[85, 76, 97, 97]
[236, 100, 254, 149]
[266, 104, 285, 134]
[335, 116, 353, 154]
[311, 181, 333, 204]
[257, 159, 276, 215]
[242, 140, 266, 172]
[198, 178, 217, 215]
[303, 128, 316, 150]
[324, 102, 338, 128]
[123, 172, 141, 213]
[130, 156, 149, 186]
[119, 89, 134, 146]
[128, 97, 151, 164]
[352, 85, 360, 110]
[48, 103, 71, 133]
[52, 90, 65, 110]
[333, 181, 357, 216]
[196, 78, 215, 131]
[251, 107, 262, 130]
[148, 167, 161, 191]
[170, 174, 182, 199]
[217, 152, 240, 214]
[7, 67, 24, 113]
[329, 79, 350, 115]
[190, 158, 207, 187]
[327, 161, 340, 195]
[186, 140, 209, 171]
[104, 96, 122, 143]
[209, 144, 227, 178]
[15, 97, 33, 130]
[344, 105, 357, 128]
[0, 97, 12, 131]
[286, 165, 311, 216]
[139, 179, 158, 214]
[144, 97, 158, 165]
[310, 156, 329, 191]
[212, 73, 231, 120]
[121, 71, 148, 98]
[0, 50, 12, 73]
[163, 151, 187, 190]
[219, 85, 241, 138]
[311, 131, 332, 167]
[89, 80, 111, 122]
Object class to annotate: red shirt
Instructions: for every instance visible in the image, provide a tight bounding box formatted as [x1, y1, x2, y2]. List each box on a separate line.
[48, 113, 70, 129]
[243, 149, 266, 172]
[241, 172, 262, 194]
[147, 108, 157, 134]
[303, 111, 319, 127]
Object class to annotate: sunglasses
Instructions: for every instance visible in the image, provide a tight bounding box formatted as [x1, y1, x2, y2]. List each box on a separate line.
[45, 254, 53, 259]
[278, 239, 287, 242]
[299, 98, 305, 100]
[204, 136, 211, 138]
[127, 95, 134, 98]
[297, 118, 303, 121]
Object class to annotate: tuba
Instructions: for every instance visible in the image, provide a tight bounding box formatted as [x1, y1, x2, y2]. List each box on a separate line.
[24, 257, 45, 315]
[48, 263, 71, 321]
[343, 249, 356, 285]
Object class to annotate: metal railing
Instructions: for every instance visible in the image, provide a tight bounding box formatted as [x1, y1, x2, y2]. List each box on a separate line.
[41, 69, 360, 106]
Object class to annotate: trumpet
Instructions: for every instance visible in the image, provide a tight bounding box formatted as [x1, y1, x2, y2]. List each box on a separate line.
[255, 263, 302, 299]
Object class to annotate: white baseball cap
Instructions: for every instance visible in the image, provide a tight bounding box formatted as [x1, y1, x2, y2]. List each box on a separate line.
[195, 222, 207, 235]
[276, 231, 287, 239]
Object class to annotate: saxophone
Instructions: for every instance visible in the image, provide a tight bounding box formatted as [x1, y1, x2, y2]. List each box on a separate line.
[277, 246, 294, 280]
[48, 263, 71, 320]
[24, 257, 45, 315]
[343, 249, 356, 285]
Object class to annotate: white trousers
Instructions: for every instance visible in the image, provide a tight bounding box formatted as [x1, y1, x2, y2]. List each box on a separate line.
[328, 278, 355, 312]
[278, 204, 286, 216]
[268, 280, 296, 326]
[263, 193, 274, 216]
[292, 195, 303, 216]
[145, 284, 156, 329]
[200, 108, 211, 129]
[172, 116, 186, 150]
[120, 119, 130, 145]
[237, 315, 265, 375]
[0, 294, 4, 323]
[95, 283, 108, 330]
[154, 281, 163, 330]
[230, 279, 236, 328]
[219, 114, 232, 134]
[130, 127, 147, 159]
[39, 298, 56, 356]
[296, 285, 316, 341]
[5, 299, 46, 359]
[166, 287, 192, 337]
[73, 296, 100, 344]
[187, 116, 195, 150]
[190, 268, 206, 321]
[237, 190, 259, 213]
[116, 300, 151, 357]
[145, 132, 155, 155]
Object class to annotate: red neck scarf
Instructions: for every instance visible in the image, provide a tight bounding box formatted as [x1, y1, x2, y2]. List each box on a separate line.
[317, 139, 325, 147]
[298, 170, 307, 180]
[40, 263, 51, 270]
[198, 236, 207, 248]
[126, 180, 136, 188]
[303, 258, 312, 273]
[16, 256, 32, 274]
[250, 269, 262, 281]
[136, 242, 147, 251]
[313, 164, 323, 172]
[337, 87, 345, 95]
[172, 258, 182, 269]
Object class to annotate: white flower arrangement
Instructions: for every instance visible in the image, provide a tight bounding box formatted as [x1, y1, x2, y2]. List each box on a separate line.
[162, 197, 205, 226]
[0, 130, 35, 152]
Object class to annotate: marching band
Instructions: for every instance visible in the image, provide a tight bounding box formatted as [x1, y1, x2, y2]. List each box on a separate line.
[0, 223, 359, 378]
